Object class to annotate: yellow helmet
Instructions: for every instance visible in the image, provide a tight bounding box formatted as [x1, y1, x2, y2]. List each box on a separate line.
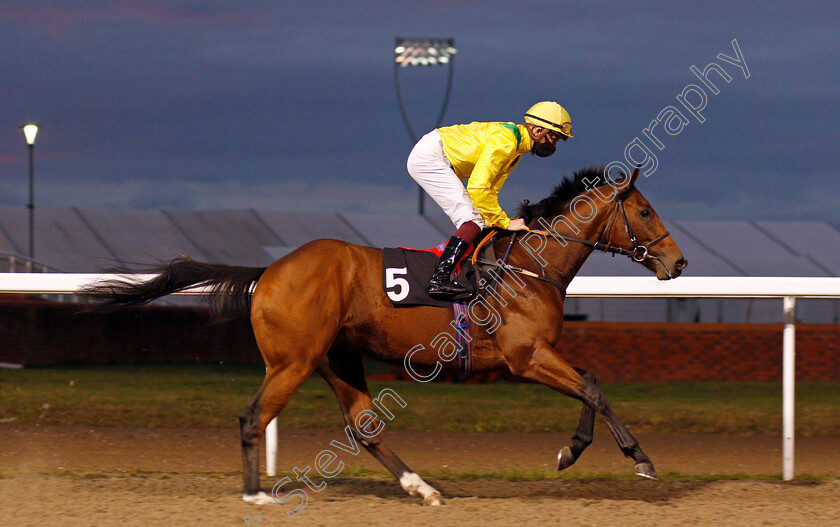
[524, 101, 573, 138]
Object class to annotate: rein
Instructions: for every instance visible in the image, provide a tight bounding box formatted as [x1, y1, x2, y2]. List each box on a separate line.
[470, 198, 674, 291]
[476, 257, 567, 293]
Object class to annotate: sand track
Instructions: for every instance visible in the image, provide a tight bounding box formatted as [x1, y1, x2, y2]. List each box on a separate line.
[2, 426, 838, 526]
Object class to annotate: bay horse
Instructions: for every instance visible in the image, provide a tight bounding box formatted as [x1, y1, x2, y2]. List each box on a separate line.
[86, 165, 686, 506]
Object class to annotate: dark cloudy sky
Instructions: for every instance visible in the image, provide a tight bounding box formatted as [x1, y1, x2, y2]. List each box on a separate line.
[1, 1, 838, 225]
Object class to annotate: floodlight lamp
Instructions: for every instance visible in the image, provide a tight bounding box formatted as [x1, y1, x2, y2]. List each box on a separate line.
[22, 124, 39, 145]
[394, 37, 456, 67]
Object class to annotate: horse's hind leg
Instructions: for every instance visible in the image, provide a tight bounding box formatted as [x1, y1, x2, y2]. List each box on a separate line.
[240, 363, 315, 504]
[557, 367, 597, 471]
[316, 351, 445, 506]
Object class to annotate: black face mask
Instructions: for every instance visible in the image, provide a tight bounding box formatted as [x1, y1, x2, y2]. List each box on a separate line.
[532, 140, 556, 157]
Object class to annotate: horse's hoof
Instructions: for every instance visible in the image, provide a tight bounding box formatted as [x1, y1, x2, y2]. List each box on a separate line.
[634, 462, 658, 481]
[242, 491, 274, 504]
[423, 492, 446, 506]
[557, 446, 575, 471]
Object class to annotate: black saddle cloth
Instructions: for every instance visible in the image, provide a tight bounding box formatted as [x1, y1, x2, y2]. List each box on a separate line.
[381, 248, 479, 308]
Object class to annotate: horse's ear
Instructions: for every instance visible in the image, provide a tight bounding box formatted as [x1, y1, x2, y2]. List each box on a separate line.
[614, 163, 641, 199]
[629, 163, 641, 186]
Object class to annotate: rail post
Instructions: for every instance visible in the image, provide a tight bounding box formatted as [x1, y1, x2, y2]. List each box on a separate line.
[782, 296, 796, 481]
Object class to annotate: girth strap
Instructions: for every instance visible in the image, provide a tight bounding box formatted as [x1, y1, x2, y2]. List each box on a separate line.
[453, 301, 471, 376]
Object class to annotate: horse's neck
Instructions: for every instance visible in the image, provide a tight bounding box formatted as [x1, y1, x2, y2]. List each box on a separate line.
[519, 200, 615, 288]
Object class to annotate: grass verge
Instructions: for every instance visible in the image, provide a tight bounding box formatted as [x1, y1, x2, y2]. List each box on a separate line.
[1, 364, 838, 434]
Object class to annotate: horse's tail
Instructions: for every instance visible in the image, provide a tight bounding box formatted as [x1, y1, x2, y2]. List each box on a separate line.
[82, 257, 267, 319]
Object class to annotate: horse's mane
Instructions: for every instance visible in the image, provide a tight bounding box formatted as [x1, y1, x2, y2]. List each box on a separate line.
[517, 165, 621, 223]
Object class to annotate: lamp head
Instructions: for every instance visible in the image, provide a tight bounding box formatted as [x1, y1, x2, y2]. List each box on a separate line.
[22, 124, 39, 145]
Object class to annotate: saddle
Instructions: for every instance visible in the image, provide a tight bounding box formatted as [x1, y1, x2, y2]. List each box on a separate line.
[381, 235, 496, 308]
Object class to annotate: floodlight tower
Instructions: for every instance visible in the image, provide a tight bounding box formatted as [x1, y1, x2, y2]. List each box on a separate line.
[394, 37, 456, 215]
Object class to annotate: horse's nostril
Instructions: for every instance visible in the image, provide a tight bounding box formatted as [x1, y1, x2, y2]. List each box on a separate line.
[675, 258, 687, 271]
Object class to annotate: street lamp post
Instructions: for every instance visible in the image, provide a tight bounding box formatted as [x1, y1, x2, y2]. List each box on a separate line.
[22, 124, 39, 266]
[394, 38, 456, 215]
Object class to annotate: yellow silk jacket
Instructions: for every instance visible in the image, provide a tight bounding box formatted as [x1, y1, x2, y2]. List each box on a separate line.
[437, 121, 532, 229]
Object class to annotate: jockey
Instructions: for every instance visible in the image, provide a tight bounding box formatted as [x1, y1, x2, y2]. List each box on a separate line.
[407, 101, 573, 300]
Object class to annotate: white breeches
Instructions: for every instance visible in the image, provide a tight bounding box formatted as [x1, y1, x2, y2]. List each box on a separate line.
[407, 130, 487, 229]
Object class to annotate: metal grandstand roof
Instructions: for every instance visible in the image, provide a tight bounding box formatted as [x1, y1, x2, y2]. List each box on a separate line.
[73, 208, 205, 269]
[340, 212, 449, 249]
[0, 206, 24, 254]
[253, 210, 369, 247]
[36, 208, 124, 272]
[163, 209, 281, 267]
[0, 206, 115, 271]
[753, 221, 840, 276]
[671, 220, 829, 276]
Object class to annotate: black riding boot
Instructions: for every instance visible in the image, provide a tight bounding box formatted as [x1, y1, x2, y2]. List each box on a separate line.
[427, 236, 472, 300]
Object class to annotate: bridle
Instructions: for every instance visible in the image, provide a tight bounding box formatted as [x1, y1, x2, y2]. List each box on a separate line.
[611, 197, 671, 262]
[473, 194, 674, 292]
[531, 196, 671, 264]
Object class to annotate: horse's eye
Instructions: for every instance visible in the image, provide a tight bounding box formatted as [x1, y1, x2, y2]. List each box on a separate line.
[639, 209, 651, 219]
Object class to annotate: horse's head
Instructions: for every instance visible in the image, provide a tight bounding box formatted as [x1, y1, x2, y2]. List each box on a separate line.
[604, 166, 687, 280]
[518, 165, 687, 280]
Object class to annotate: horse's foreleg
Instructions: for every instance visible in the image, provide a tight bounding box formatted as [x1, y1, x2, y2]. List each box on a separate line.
[596, 391, 657, 479]
[241, 364, 315, 504]
[316, 354, 445, 506]
[512, 345, 657, 480]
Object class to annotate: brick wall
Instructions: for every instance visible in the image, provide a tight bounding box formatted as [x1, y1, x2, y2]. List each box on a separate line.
[560, 321, 840, 382]
[1, 298, 838, 381]
[0, 297, 259, 365]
